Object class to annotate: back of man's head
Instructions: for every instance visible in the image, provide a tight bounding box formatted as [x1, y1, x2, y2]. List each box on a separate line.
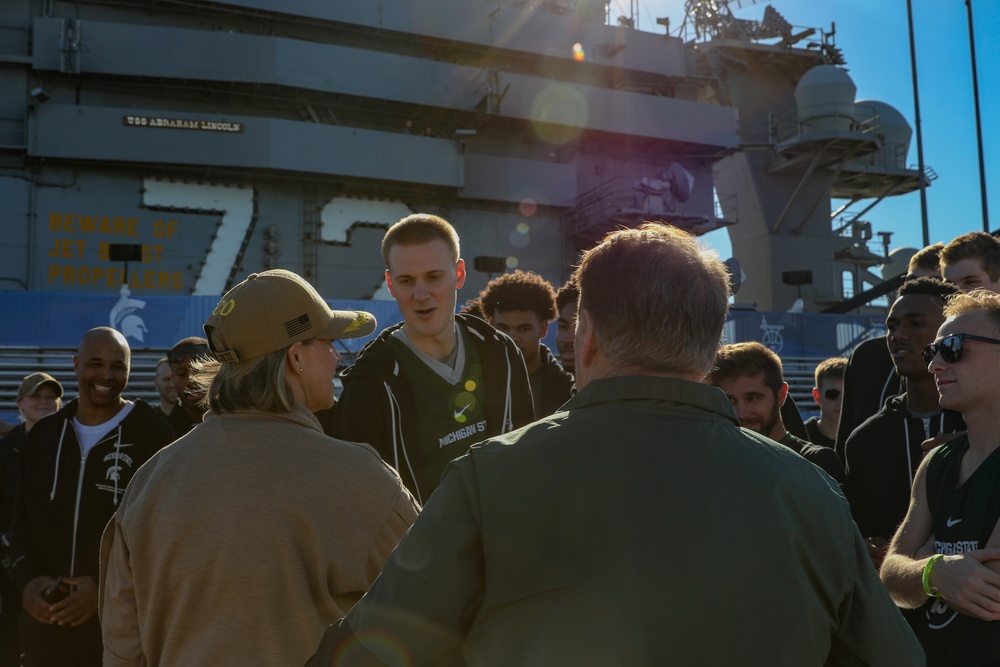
[576, 223, 730, 377]
[478, 270, 557, 323]
[907, 243, 944, 277]
[940, 232, 1000, 280]
[381, 214, 460, 267]
[709, 342, 785, 395]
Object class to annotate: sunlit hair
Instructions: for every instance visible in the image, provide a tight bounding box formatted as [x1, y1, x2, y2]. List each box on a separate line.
[576, 223, 730, 377]
[709, 342, 784, 396]
[940, 232, 1000, 281]
[555, 278, 579, 312]
[381, 213, 460, 267]
[896, 275, 958, 302]
[908, 243, 943, 274]
[813, 357, 847, 388]
[459, 298, 485, 319]
[193, 333, 318, 414]
[942, 289, 1000, 336]
[478, 270, 557, 322]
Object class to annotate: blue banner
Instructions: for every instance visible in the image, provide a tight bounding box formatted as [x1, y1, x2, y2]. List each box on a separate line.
[0, 289, 402, 353]
[0, 290, 888, 359]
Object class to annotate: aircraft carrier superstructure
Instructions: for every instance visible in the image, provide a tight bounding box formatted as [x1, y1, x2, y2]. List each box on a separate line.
[0, 0, 925, 311]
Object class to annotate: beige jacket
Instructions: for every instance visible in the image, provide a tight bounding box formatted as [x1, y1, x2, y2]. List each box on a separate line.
[100, 405, 419, 667]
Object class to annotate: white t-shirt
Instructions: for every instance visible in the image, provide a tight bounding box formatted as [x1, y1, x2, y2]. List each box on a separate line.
[72, 401, 135, 458]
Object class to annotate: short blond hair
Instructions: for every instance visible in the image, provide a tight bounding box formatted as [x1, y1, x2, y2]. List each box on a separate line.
[381, 214, 460, 267]
[942, 289, 1000, 335]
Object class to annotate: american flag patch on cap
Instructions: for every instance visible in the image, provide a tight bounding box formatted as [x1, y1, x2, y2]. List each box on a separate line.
[284, 313, 311, 338]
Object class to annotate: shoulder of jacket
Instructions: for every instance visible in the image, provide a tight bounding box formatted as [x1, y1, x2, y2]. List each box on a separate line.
[344, 327, 403, 380]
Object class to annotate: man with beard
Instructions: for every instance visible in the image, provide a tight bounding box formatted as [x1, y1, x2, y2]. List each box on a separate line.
[845, 278, 964, 575]
[709, 342, 845, 487]
[8, 327, 171, 666]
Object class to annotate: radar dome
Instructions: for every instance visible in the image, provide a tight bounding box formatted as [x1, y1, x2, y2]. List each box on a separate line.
[853, 99, 912, 168]
[795, 65, 856, 133]
[881, 246, 919, 279]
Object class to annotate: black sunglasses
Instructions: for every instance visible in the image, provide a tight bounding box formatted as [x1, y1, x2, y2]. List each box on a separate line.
[168, 343, 210, 365]
[922, 333, 1000, 367]
[823, 388, 841, 401]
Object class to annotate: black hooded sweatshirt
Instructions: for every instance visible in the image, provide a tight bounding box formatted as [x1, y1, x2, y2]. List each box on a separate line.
[9, 398, 172, 591]
[327, 314, 535, 504]
[844, 392, 965, 541]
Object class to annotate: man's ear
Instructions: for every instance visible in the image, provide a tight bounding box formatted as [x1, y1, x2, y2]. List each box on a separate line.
[777, 382, 789, 407]
[811, 387, 821, 405]
[385, 270, 396, 298]
[577, 310, 599, 368]
[455, 259, 467, 289]
[539, 319, 551, 339]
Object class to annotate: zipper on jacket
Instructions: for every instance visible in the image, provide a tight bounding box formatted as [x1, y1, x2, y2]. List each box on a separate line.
[69, 442, 90, 577]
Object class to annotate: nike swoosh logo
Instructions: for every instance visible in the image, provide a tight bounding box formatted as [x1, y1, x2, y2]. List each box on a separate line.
[946, 517, 962, 527]
[454, 403, 472, 419]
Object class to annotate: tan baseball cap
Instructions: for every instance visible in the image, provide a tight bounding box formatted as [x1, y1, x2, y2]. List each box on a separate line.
[17, 372, 64, 402]
[204, 269, 377, 363]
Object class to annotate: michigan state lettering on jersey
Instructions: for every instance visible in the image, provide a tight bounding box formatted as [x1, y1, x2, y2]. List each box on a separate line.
[439, 420, 486, 449]
[389, 329, 489, 496]
[934, 540, 979, 554]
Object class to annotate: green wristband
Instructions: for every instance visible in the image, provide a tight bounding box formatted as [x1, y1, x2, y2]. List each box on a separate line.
[922, 553, 944, 598]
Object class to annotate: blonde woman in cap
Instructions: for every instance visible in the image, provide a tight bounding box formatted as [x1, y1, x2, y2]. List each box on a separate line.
[0, 373, 63, 663]
[100, 269, 419, 667]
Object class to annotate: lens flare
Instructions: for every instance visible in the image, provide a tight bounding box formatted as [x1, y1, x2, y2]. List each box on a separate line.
[529, 83, 587, 145]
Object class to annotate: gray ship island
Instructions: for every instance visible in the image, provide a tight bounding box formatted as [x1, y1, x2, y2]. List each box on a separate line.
[0, 0, 925, 414]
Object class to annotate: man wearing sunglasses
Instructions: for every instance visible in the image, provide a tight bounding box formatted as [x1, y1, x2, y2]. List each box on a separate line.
[166, 337, 212, 438]
[882, 290, 1000, 664]
[805, 357, 846, 449]
[844, 278, 963, 584]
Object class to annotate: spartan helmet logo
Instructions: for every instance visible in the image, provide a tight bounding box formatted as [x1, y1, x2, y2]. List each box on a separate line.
[106, 464, 122, 482]
[110, 283, 148, 342]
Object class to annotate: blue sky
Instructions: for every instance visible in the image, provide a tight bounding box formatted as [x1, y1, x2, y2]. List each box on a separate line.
[628, 0, 999, 265]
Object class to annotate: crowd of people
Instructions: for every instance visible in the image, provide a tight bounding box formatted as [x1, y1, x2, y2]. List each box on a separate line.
[1, 217, 999, 665]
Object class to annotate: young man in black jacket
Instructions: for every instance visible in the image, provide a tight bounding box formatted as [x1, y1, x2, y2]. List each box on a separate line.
[328, 214, 534, 504]
[479, 270, 574, 418]
[9, 327, 172, 666]
[844, 278, 963, 574]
